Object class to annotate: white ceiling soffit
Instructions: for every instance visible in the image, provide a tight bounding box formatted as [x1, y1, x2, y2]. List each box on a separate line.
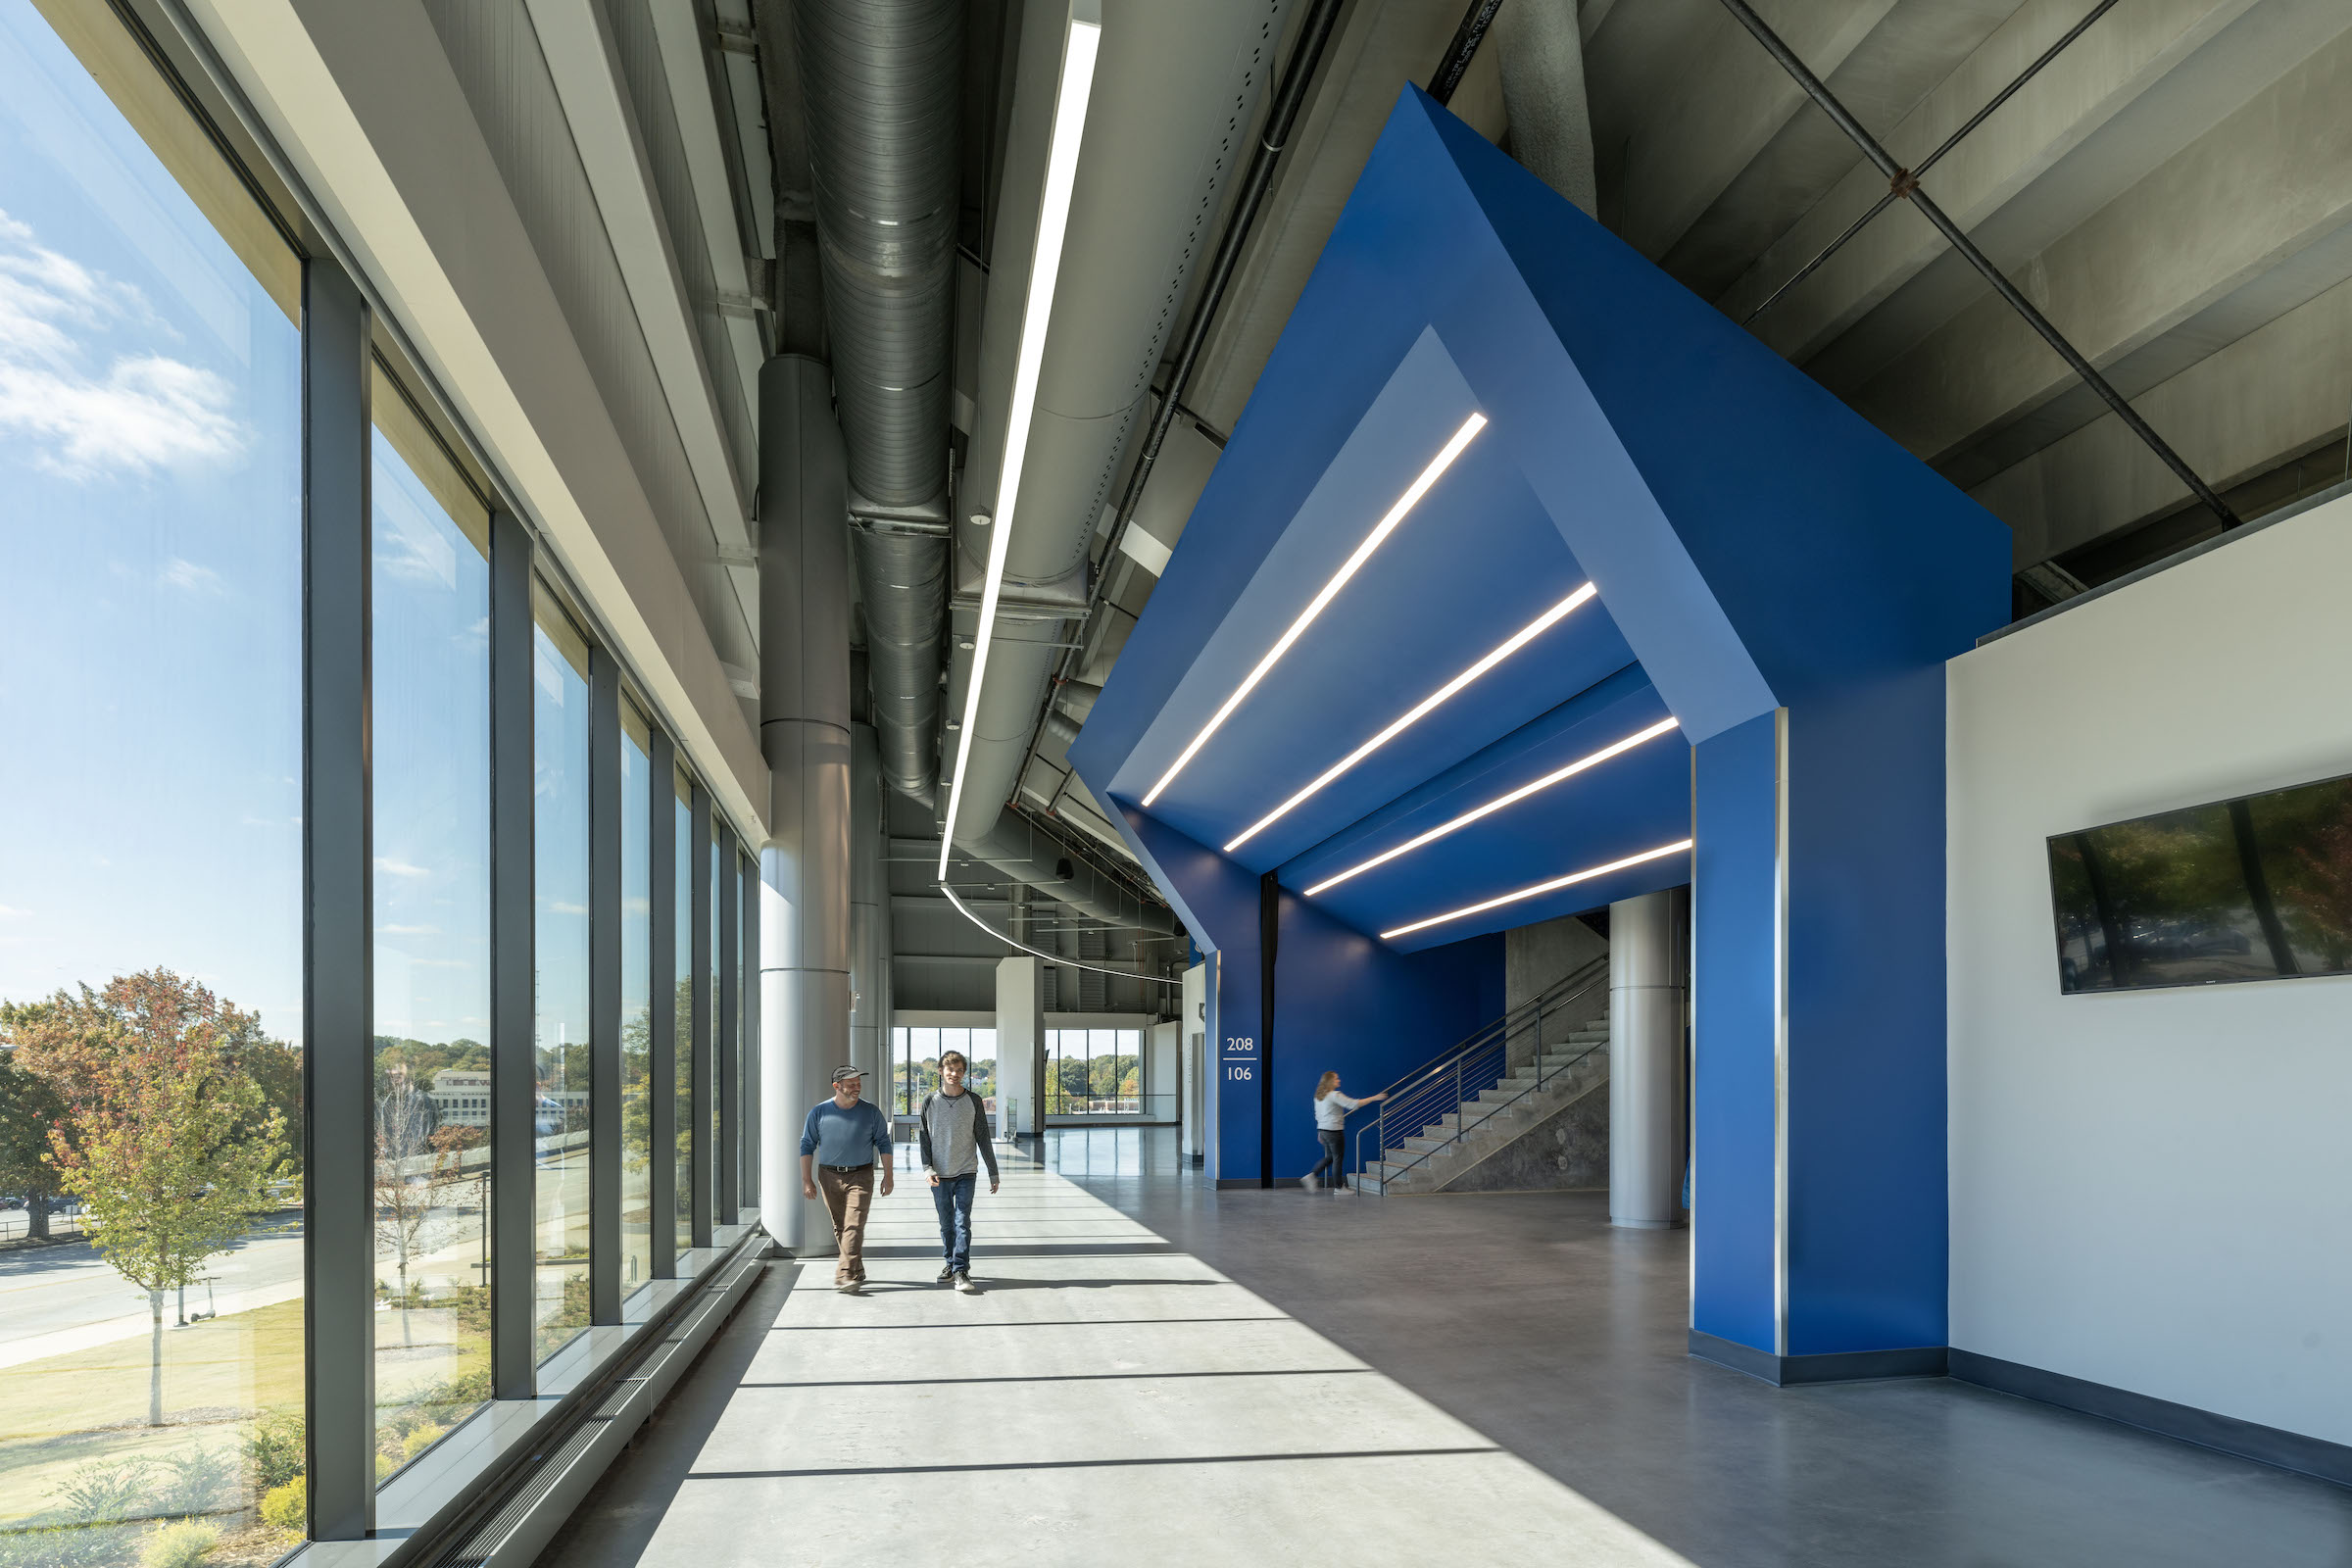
[527, 0, 759, 628]
[646, 0, 766, 447]
[181, 0, 769, 837]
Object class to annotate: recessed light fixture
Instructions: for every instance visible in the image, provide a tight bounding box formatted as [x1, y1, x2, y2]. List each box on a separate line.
[1138, 409, 1490, 808]
[1302, 715, 1682, 896]
[940, 0, 1102, 880]
[1223, 583, 1597, 853]
[1378, 838, 1693, 941]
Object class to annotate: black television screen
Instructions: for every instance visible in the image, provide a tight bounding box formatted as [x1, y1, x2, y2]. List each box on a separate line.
[2048, 771, 2352, 993]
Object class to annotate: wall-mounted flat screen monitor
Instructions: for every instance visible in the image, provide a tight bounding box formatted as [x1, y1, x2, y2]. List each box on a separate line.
[2048, 772, 2352, 993]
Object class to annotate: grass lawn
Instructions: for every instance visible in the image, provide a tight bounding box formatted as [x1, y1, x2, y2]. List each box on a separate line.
[0, 1298, 302, 1529]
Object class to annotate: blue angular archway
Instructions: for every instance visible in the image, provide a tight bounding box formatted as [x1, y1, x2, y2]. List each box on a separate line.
[1069, 87, 2008, 1379]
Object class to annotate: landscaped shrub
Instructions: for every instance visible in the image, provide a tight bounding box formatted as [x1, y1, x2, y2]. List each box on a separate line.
[160, 1446, 236, 1519]
[399, 1422, 447, 1462]
[139, 1520, 219, 1568]
[257, 1480, 304, 1537]
[241, 1412, 305, 1493]
[56, 1456, 157, 1526]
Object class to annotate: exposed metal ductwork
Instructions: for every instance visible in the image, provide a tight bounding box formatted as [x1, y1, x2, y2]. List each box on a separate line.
[790, 0, 962, 508]
[790, 0, 960, 803]
[852, 523, 948, 800]
[899, 811, 1179, 937]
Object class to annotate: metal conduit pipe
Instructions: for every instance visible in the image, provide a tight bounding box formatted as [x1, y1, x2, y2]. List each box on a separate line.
[789, 0, 963, 508]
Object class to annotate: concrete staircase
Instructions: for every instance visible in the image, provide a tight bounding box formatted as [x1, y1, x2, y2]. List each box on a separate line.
[1365, 1006, 1610, 1195]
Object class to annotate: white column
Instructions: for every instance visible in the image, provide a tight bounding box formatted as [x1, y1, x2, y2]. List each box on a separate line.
[759, 355, 853, 1255]
[849, 723, 884, 1090]
[996, 956, 1043, 1139]
[1609, 886, 1689, 1229]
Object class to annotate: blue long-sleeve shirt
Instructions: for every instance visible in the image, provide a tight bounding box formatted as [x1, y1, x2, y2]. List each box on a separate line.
[800, 1098, 890, 1167]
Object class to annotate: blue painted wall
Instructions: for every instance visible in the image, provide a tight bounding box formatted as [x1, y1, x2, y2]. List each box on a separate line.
[1692, 711, 1780, 1353]
[1272, 895, 1503, 1181]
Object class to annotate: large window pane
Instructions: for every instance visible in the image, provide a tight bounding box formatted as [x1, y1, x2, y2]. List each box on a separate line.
[967, 1029, 998, 1117]
[709, 827, 721, 1190]
[620, 708, 653, 1294]
[672, 772, 693, 1258]
[370, 381, 493, 1477]
[0, 1, 304, 1553]
[533, 595, 592, 1360]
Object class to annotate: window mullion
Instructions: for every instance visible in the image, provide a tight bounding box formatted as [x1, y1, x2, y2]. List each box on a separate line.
[647, 730, 679, 1278]
[589, 648, 622, 1320]
[300, 254, 374, 1543]
[487, 510, 537, 1396]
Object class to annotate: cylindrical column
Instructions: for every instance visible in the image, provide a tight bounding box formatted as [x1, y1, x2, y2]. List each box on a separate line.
[849, 723, 884, 1092]
[760, 355, 854, 1255]
[1610, 886, 1690, 1229]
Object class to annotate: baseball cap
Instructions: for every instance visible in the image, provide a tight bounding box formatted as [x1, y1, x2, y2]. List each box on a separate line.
[830, 1064, 864, 1084]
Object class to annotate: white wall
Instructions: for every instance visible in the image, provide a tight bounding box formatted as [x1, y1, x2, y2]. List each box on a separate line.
[1947, 491, 2352, 1445]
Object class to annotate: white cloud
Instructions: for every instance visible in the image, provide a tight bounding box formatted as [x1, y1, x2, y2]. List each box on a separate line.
[0, 904, 29, 918]
[541, 900, 590, 916]
[374, 857, 433, 879]
[378, 923, 441, 937]
[0, 208, 245, 477]
[162, 557, 225, 595]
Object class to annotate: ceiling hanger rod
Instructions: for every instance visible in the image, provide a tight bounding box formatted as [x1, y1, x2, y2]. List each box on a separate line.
[1714, 0, 2238, 530]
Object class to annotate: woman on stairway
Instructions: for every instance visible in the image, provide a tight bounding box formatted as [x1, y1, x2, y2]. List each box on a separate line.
[1302, 1070, 1386, 1195]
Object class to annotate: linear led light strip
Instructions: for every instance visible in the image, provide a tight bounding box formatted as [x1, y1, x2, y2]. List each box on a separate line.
[1139, 410, 1490, 808]
[1303, 715, 1683, 896]
[940, 1, 1103, 880]
[940, 883, 1181, 987]
[1379, 839, 1694, 941]
[1223, 582, 1597, 852]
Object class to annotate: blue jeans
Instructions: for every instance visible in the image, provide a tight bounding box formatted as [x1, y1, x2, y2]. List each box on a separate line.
[931, 1172, 977, 1273]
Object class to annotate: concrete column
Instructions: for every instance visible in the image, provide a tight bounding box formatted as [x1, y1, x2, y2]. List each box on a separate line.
[849, 724, 883, 1092]
[996, 955, 1043, 1140]
[1609, 886, 1689, 1229]
[759, 355, 853, 1255]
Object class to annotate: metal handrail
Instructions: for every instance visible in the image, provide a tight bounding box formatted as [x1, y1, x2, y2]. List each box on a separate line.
[1361, 956, 1606, 1104]
[1351, 961, 1612, 1197]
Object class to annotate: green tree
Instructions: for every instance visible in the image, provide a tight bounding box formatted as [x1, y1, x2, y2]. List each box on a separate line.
[23, 971, 290, 1426]
[0, 1040, 69, 1240]
[375, 1070, 474, 1347]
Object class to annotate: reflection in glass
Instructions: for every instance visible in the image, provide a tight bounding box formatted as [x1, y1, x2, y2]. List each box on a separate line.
[0, 2, 304, 1549]
[673, 776, 695, 1257]
[533, 603, 593, 1360]
[2048, 773, 2352, 992]
[370, 408, 493, 1473]
[621, 710, 654, 1293]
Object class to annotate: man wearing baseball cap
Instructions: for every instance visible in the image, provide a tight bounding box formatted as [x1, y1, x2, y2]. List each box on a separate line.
[798, 1064, 894, 1294]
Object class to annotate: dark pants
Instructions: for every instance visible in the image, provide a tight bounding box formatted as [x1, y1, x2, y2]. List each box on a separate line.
[1308, 1129, 1347, 1189]
[932, 1172, 977, 1272]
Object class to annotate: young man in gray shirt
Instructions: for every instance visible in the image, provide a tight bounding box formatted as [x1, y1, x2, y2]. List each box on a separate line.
[919, 1049, 999, 1293]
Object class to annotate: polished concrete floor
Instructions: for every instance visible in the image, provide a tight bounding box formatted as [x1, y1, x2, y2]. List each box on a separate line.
[545, 1128, 2352, 1568]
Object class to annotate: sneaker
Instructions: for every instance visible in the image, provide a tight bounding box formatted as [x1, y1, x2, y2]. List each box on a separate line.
[1332, 1186, 1356, 1197]
[954, 1272, 980, 1294]
[836, 1280, 863, 1294]
[1300, 1172, 1319, 1193]
[936, 1265, 956, 1285]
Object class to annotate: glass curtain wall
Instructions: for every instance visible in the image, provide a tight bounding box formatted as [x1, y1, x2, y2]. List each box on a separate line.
[709, 827, 721, 1179]
[368, 372, 493, 1473]
[672, 770, 694, 1257]
[531, 592, 593, 1359]
[620, 705, 654, 1293]
[1046, 1028, 1145, 1114]
[0, 1, 306, 1555]
[891, 1028, 998, 1114]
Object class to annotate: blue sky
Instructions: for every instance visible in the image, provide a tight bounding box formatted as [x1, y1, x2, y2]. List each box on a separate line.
[0, 1, 304, 1039]
[0, 1, 604, 1054]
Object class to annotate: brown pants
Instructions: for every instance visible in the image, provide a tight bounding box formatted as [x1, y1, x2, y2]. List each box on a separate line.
[817, 1163, 875, 1283]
